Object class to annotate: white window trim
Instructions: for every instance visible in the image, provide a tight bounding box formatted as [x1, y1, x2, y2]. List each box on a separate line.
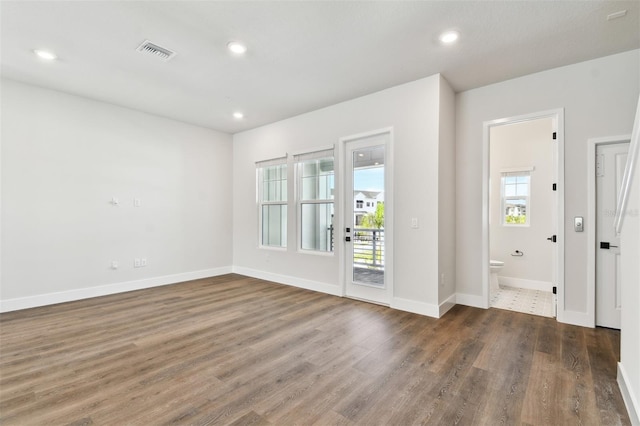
[294, 147, 335, 254]
[256, 157, 288, 249]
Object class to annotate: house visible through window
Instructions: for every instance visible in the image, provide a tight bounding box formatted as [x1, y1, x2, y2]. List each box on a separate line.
[257, 158, 287, 247]
[356, 200, 363, 208]
[501, 171, 530, 225]
[295, 148, 335, 252]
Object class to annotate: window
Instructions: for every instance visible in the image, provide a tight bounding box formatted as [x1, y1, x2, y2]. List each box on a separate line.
[257, 158, 287, 247]
[501, 171, 530, 225]
[356, 200, 363, 209]
[295, 148, 334, 252]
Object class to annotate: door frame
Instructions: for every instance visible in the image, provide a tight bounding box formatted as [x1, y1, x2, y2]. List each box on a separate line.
[482, 109, 564, 320]
[338, 127, 394, 304]
[587, 135, 631, 328]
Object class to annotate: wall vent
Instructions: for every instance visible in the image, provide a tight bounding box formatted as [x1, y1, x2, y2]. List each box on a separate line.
[136, 40, 176, 61]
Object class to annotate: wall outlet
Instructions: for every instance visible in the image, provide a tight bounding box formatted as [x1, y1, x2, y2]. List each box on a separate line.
[134, 258, 141, 268]
[141, 258, 147, 267]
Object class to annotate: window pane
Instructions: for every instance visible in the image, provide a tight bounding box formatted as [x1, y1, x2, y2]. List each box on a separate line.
[505, 176, 517, 184]
[301, 203, 334, 251]
[262, 205, 287, 247]
[504, 184, 516, 197]
[261, 165, 287, 202]
[300, 158, 334, 201]
[516, 183, 528, 196]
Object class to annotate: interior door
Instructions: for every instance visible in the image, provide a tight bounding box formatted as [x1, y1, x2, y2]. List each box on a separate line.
[595, 142, 629, 329]
[344, 133, 390, 305]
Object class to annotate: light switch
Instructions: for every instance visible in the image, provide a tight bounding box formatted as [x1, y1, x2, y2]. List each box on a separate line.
[574, 216, 584, 232]
[411, 218, 419, 229]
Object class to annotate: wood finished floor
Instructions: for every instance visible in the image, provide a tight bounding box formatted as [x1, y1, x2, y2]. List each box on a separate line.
[0, 274, 630, 425]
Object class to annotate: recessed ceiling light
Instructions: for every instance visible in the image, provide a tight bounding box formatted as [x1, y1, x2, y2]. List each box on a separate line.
[34, 49, 57, 60]
[439, 30, 460, 44]
[233, 112, 244, 119]
[227, 41, 247, 55]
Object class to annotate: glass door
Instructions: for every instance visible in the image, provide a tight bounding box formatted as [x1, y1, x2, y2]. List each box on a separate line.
[344, 132, 390, 305]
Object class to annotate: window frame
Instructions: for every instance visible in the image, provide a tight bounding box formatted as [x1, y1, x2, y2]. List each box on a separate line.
[501, 170, 531, 227]
[294, 147, 335, 254]
[256, 157, 288, 249]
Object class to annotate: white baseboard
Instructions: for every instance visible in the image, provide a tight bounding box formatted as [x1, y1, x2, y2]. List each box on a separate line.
[498, 276, 553, 292]
[232, 266, 341, 297]
[0, 266, 233, 313]
[439, 293, 457, 317]
[618, 362, 640, 425]
[455, 292, 487, 309]
[391, 297, 439, 318]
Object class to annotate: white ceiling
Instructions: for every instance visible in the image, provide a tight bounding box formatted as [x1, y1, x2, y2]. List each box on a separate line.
[2, 1, 638, 134]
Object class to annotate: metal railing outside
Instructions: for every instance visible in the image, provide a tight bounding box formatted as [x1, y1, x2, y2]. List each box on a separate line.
[352, 228, 384, 270]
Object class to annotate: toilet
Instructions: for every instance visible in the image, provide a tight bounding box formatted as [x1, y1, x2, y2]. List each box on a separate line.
[490, 260, 504, 293]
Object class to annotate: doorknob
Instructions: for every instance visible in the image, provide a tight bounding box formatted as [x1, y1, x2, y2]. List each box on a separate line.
[600, 242, 618, 249]
[546, 235, 557, 242]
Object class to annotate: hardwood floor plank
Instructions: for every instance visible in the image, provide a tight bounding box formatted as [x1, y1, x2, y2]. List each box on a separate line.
[0, 274, 630, 425]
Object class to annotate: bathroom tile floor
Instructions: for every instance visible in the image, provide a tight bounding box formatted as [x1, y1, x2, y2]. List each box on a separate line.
[490, 286, 555, 318]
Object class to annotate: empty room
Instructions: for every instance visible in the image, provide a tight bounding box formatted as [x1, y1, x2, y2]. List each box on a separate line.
[1, 1, 639, 425]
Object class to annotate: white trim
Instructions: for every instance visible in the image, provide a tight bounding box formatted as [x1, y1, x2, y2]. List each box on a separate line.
[500, 166, 535, 173]
[618, 362, 640, 426]
[455, 292, 486, 309]
[615, 94, 640, 233]
[587, 135, 631, 328]
[498, 276, 553, 292]
[290, 145, 335, 159]
[0, 266, 233, 313]
[232, 266, 341, 296]
[483, 109, 565, 321]
[391, 297, 439, 318]
[439, 294, 457, 317]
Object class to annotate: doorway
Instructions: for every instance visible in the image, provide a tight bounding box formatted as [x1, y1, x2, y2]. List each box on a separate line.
[341, 130, 392, 306]
[587, 136, 631, 329]
[482, 109, 564, 320]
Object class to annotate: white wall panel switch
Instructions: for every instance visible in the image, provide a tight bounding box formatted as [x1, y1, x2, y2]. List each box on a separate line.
[411, 218, 419, 229]
[134, 198, 141, 207]
[141, 258, 147, 267]
[111, 261, 118, 269]
[134, 258, 141, 268]
[111, 196, 119, 206]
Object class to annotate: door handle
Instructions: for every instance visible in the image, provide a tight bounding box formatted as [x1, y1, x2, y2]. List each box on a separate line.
[600, 242, 618, 249]
[546, 235, 557, 242]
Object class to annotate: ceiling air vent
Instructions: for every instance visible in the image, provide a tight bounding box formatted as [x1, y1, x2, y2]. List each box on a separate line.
[136, 40, 176, 62]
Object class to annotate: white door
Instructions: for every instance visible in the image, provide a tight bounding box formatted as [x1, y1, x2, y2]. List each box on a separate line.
[595, 142, 629, 329]
[344, 132, 390, 305]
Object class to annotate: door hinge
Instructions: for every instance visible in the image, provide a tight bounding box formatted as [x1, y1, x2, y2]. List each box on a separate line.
[552, 132, 557, 140]
[553, 286, 557, 295]
[552, 183, 557, 191]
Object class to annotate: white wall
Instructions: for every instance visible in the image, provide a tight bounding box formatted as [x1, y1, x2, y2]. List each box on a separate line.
[438, 75, 456, 306]
[456, 50, 640, 323]
[490, 118, 553, 287]
[618, 98, 640, 424]
[0, 79, 233, 311]
[233, 74, 455, 316]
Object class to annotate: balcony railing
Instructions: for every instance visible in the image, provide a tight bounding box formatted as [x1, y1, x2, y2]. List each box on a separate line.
[352, 228, 384, 270]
